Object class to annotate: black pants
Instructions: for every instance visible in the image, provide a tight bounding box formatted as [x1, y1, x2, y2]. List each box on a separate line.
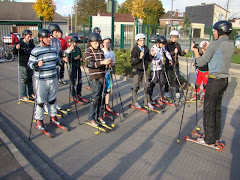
[60, 63, 65, 79]
[165, 64, 180, 93]
[70, 65, 82, 97]
[149, 70, 164, 99]
[203, 77, 228, 144]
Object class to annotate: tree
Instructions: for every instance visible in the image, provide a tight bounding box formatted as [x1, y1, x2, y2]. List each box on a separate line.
[73, 0, 107, 27]
[181, 15, 191, 37]
[33, 0, 56, 24]
[143, 0, 165, 25]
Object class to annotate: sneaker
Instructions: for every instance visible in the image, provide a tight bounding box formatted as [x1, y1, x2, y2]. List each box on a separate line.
[105, 104, 113, 112]
[165, 92, 171, 98]
[147, 102, 154, 109]
[98, 117, 106, 124]
[89, 120, 98, 127]
[30, 94, 35, 99]
[197, 137, 214, 145]
[35, 120, 46, 131]
[61, 78, 66, 84]
[133, 102, 141, 109]
[56, 104, 62, 110]
[176, 93, 181, 99]
[50, 116, 61, 125]
[21, 96, 29, 101]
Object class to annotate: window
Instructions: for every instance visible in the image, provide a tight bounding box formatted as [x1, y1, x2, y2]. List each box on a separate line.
[178, 12, 183, 17]
[219, 14, 223, 20]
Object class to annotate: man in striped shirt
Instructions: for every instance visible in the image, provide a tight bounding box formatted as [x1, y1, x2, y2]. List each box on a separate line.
[28, 29, 63, 132]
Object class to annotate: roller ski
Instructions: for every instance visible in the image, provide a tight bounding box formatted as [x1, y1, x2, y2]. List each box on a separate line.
[129, 103, 148, 114]
[19, 97, 34, 104]
[191, 130, 225, 149]
[50, 116, 68, 131]
[156, 98, 177, 107]
[150, 100, 164, 109]
[77, 94, 89, 103]
[70, 97, 86, 105]
[35, 120, 53, 138]
[143, 103, 163, 114]
[105, 104, 123, 117]
[56, 106, 71, 115]
[103, 112, 113, 120]
[85, 120, 106, 133]
[183, 136, 224, 152]
[98, 118, 113, 130]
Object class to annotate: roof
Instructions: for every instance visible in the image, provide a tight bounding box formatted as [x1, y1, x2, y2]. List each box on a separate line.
[186, 3, 230, 13]
[0, 1, 67, 22]
[98, 13, 134, 22]
[160, 11, 185, 21]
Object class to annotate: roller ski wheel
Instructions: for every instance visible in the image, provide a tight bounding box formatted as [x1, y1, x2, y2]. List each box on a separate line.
[85, 121, 106, 133]
[129, 105, 148, 114]
[50, 117, 68, 131]
[183, 136, 224, 152]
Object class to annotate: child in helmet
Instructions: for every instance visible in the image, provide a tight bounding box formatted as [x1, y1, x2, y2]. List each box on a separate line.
[13, 30, 35, 100]
[149, 35, 173, 104]
[28, 29, 64, 133]
[102, 37, 115, 112]
[85, 33, 112, 126]
[189, 41, 209, 102]
[64, 36, 83, 100]
[131, 33, 153, 109]
[165, 30, 188, 99]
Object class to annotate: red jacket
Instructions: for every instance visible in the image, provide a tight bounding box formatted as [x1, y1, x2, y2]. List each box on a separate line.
[11, 34, 19, 45]
[58, 38, 69, 51]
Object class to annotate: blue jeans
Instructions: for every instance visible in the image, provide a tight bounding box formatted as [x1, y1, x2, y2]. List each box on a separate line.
[19, 66, 33, 98]
[88, 78, 105, 121]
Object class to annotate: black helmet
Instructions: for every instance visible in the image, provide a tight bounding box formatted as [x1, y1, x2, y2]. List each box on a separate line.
[38, 29, 51, 38]
[213, 21, 232, 37]
[157, 35, 167, 44]
[59, 29, 63, 34]
[93, 27, 101, 33]
[22, 30, 32, 37]
[88, 33, 102, 42]
[71, 35, 80, 42]
[48, 24, 61, 33]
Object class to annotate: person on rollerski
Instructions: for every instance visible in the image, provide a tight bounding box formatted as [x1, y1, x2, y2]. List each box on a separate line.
[102, 36, 116, 113]
[189, 41, 209, 103]
[85, 33, 112, 127]
[131, 33, 153, 110]
[149, 35, 173, 105]
[165, 30, 188, 99]
[13, 30, 35, 101]
[64, 36, 84, 102]
[28, 29, 67, 136]
[191, 20, 234, 146]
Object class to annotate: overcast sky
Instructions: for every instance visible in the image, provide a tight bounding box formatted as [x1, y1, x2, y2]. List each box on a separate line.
[15, 0, 240, 18]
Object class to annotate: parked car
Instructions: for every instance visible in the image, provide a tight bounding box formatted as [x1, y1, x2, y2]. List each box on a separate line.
[149, 34, 160, 43]
[235, 35, 240, 47]
[65, 33, 88, 43]
[2, 33, 21, 44]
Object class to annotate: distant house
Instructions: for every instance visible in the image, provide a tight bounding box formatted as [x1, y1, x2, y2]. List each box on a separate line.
[229, 18, 240, 28]
[185, 3, 230, 29]
[0, 1, 68, 40]
[159, 10, 185, 27]
[93, 13, 143, 41]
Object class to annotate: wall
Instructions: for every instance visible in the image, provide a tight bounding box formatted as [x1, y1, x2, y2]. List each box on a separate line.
[213, 5, 229, 24]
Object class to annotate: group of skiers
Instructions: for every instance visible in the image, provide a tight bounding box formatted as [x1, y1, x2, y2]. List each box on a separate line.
[14, 20, 234, 150]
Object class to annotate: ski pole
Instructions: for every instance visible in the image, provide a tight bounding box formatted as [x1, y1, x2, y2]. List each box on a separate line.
[109, 69, 117, 124]
[82, 64, 91, 90]
[142, 54, 150, 120]
[194, 58, 200, 131]
[17, 49, 20, 104]
[66, 62, 80, 125]
[29, 64, 41, 140]
[112, 67, 125, 117]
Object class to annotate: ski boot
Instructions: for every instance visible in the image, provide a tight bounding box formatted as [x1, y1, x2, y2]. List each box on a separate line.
[35, 120, 53, 138]
[50, 116, 68, 131]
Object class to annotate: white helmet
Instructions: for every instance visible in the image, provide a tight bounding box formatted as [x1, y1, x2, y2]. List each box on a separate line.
[102, 36, 111, 41]
[170, 30, 180, 37]
[199, 41, 209, 48]
[135, 33, 146, 41]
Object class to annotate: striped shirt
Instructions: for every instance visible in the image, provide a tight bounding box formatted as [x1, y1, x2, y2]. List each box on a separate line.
[28, 45, 60, 80]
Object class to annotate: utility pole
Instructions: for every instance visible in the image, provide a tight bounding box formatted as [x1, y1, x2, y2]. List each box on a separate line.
[111, 0, 115, 48]
[170, 0, 173, 29]
[71, 8, 73, 33]
[225, 0, 230, 20]
[75, 0, 77, 32]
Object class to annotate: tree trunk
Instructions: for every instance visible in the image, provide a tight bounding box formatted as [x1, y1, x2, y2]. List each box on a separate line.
[131, 18, 136, 51]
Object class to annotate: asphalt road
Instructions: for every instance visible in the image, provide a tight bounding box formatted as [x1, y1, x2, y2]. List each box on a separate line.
[0, 60, 239, 179]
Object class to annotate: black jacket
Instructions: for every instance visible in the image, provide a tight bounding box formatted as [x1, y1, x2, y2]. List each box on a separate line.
[131, 45, 153, 71]
[165, 41, 185, 66]
[13, 39, 35, 67]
